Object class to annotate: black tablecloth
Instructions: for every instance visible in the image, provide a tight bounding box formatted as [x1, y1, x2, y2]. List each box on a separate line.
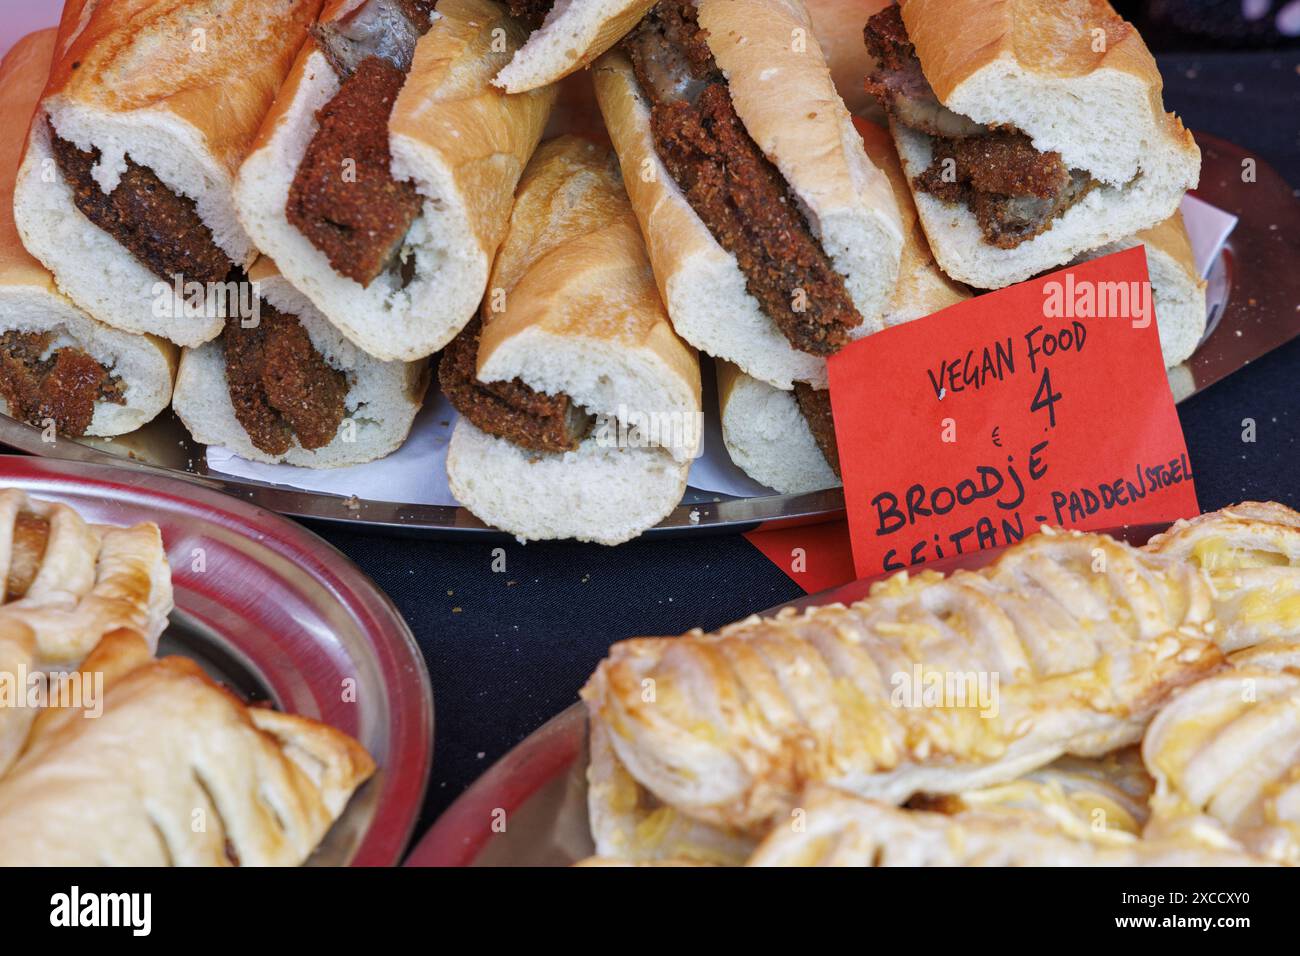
[313, 51, 1300, 845]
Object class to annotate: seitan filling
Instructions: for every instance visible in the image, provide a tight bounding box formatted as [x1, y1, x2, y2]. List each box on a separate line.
[0, 331, 125, 437]
[49, 122, 234, 285]
[6, 512, 50, 602]
[223, 306, 349, 457]
[864, 5, 1096, 249]
[622, 0, 862, 356]
[793, 383, 840, 478]
[439, 317, 593, 454]
[290, 0, 440, 287]
[286, 56, 423, 286]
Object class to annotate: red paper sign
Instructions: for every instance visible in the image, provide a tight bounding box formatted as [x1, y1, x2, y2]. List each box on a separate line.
[827, 247, 1199, 580]
[744, 520, 855, 594]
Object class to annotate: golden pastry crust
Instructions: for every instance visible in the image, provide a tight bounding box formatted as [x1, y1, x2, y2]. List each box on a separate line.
[0, 629, 375, 866]
[0, 489, 171, 664]
[0, 488, 171, 776]
[747, 784, 1266, 867]
[1145, 501, 1300, 652]
[582, 527, 1221, 834]
[916, 748, 1154, 841]
[1142, 665, 1300, 864]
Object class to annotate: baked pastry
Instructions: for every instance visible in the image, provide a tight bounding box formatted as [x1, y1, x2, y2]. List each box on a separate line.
[0, 629, 374, 866]
[0, 489, 172, 663]
[746, 784, 1265, 866]
[0, 489, 171, 775]
[913, 749, 1154, 841]
[586, 720, 756, 866]
[0, 30, 177, 439]
[1145, 501, 1300, 651]
[582, 526, 1221, 834]
[1142, 666, 1300, 865]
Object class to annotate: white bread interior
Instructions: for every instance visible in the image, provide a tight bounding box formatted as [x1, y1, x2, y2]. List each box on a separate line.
[0, 29, 177, 435]
[891, 0, 1201, 288]
[594, 0, 903, 390]
[0, 284, 178, 437]
[447, 420, 691, 545]
[11, 0, 316, 345]
[171, 258, 428, 467]
[716, 360, 839, 495]
[1072, 209, 1207, 368]
[234, 0, 557, 362]
[493, 0, 658, 93]
[447, 136, 700, 544]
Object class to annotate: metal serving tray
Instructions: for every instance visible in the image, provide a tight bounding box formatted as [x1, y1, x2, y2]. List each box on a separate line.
[1, 134, 1295, 538]
[0, 455, 434, 866]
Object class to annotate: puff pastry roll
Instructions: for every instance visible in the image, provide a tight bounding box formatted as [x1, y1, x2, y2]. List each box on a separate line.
[1145, 501, 1300, 651]
[587, 720, 756, 866]
[582, 528, 1221, 833]
[0, 630, 374, 866]
[0, 489, 172, 663]
[0, 489, 171, 775]
[914, 748, 1154, 841]
[1142, 666, 1300, 865]
[746, 785, 1266, 867]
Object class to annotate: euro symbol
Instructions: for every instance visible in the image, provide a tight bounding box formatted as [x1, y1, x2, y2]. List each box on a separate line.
[992, 427, 1002, 448]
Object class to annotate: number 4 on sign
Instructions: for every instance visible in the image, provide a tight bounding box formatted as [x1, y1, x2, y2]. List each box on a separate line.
[1030, 367, 1062, 427]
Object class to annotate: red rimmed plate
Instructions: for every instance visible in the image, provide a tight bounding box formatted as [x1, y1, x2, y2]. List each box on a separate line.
[406, 524, 1170, 865]
[0, 454, 432, 866]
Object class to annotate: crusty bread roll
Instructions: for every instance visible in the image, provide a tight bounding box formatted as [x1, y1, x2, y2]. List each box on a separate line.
[889, 0, 1201, 289]
[235, 0, 557, 362]
[1073, 209, 1207, 368]
[715, 361, 840, 496]
[805, 0, 893, 117]
[446, 136, 701, 545]
[493, 0, 658, 94]
[593, 0, 904, 391]
[717, 119, 969, 495]
[172, 257, 428, 467]
[12, 0, 320, 346]
[0, 629, 374, 866]
[0, 30, 177, 438]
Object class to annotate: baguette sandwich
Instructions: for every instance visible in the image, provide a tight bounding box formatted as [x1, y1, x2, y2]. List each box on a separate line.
[0, 29, 176, 439]
[441, 136, 701, 545]
[12, 0, 322, 347]
[862, 0, 1200, 290]
[171, 257, 428, 466]
[593, 0, 904, 390]
[1073, 209, 1208, 368]
[494, 0, 659, 93]
[718, 119, 968, 494]
[234, 0, 557, 362]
